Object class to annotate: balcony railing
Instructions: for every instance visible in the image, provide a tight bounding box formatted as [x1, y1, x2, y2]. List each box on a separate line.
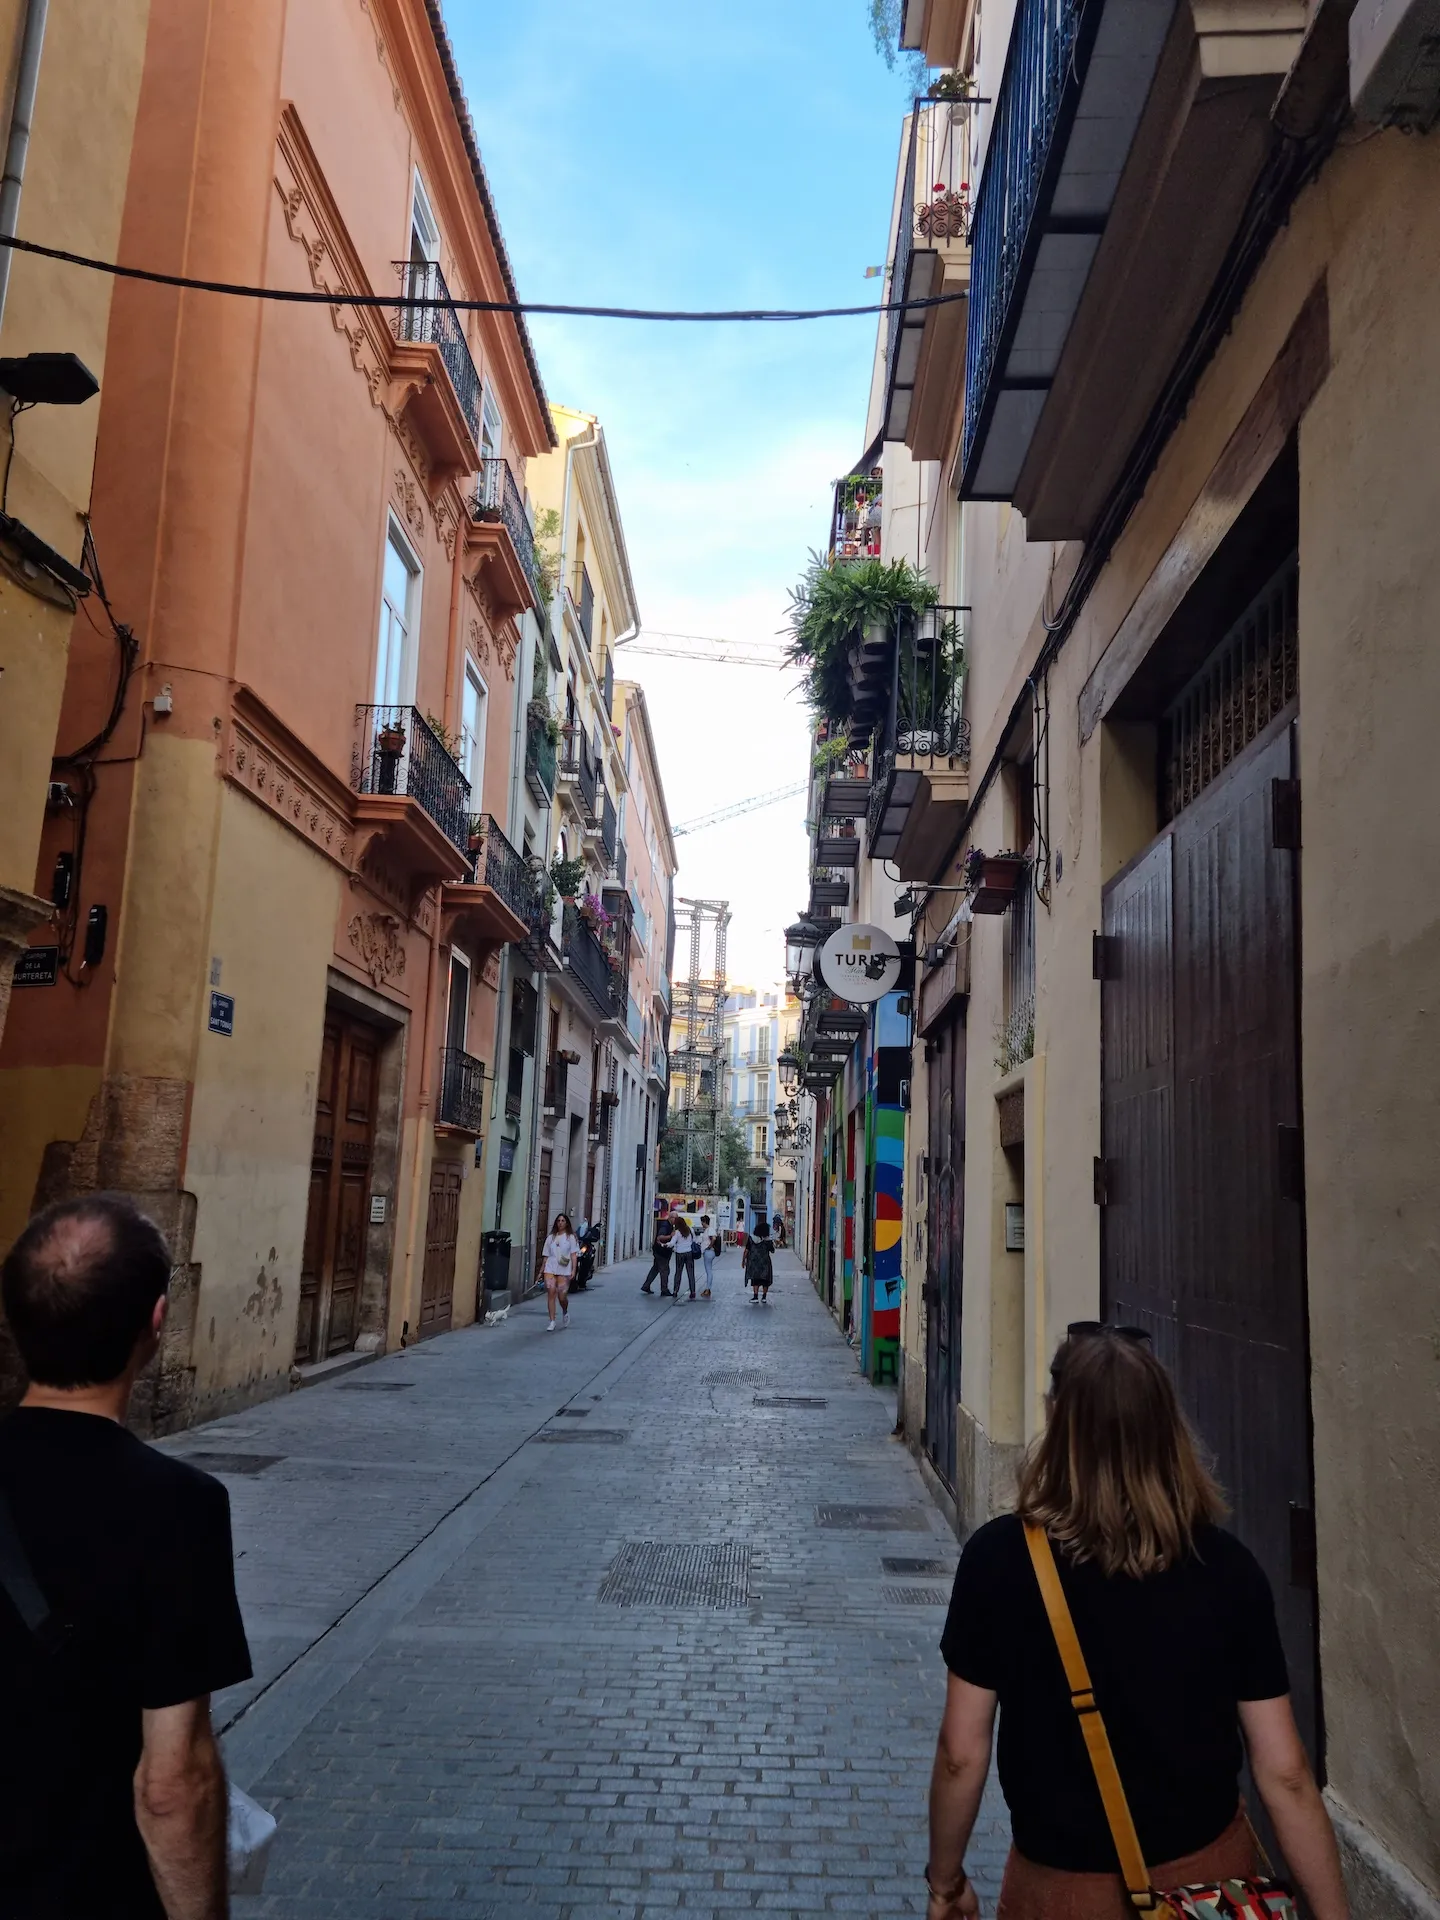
[865, 605, 970, 862]
[600, 790, 618, 866]
[391, 260, 482, 447]
[525, 705, 557, 802]
[467, 813, 539, 925]
[543, 1054, 569, 1116]
[352, 705, 471, 852]
[883, 95, 975, 444]
[436, 1046, 486, 1132]
[576, 567, 595, 644]
[562, 903, 624, 1022]
[960, 0, 1082, 488]
[831, 470, 883, 566]
[558, 725, 599, 819]
[613, 839, 627, 886]
[601, 649, 614, 716]
[474, 459, 543, 606]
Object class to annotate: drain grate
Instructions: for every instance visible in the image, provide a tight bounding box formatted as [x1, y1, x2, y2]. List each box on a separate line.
[882, 1557, 954, 1578]
[536, 1427, 629, 1443]
[883, 1584, 950, 1605]
[703, 1369, 768, 1387]
[753, 1394, 827, 1409]
[553, 1407, 589, 1417]
[599, 1540, 751, 1609]
[339, 1379, 414, 1391]
[816, 1504, 933, 1531]
[178, 1452, 282, 1476]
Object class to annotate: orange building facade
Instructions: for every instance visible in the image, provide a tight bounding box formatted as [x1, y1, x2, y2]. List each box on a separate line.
[0, 0, 555, 1427]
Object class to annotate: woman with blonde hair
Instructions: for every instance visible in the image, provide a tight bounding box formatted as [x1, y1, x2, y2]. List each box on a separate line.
[925, 1324, 1348, 1920]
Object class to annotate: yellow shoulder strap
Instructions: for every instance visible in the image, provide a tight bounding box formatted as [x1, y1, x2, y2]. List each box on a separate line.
[1022, 1523, 1158, 1910]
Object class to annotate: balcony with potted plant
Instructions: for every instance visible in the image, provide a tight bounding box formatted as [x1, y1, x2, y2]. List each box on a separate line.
[439, 812, 539, 955]
[524, 702, 560, 803]
[349, 704, 470, 905]
[387, 259, 483, 483]
[468, 457, 541, 623]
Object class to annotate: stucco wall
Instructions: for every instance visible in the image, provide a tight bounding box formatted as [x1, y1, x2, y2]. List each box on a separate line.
[185, 786, 339, 1411]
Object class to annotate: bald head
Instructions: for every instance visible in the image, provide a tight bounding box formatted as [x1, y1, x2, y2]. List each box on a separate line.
[2, 1194, 170, 1388]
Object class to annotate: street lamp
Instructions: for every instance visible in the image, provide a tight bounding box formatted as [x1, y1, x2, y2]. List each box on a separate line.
[778, 1049, 800, 1090]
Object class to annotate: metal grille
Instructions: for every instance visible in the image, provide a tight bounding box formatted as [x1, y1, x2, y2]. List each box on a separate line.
[599, 1541, 752, 1609]
[883, 1585, 950, 1605]
[176, 1452, 282, 1475]
[815, 1505, 934, 1531]
[1160, 558, 1298, 822]
[753, 1395, 828, 1409]
[536, 1427, 629, 1444]
[882, 1557, 955, 1577]
[703, 1369, 768, 1387]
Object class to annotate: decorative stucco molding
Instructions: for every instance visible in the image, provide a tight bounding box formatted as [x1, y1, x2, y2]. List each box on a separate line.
[348, 911, 407, 987]
[226, 712, 354, 872]
[357, 0, 404, 112]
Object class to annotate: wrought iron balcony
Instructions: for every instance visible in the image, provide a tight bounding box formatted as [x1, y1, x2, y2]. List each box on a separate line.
[883, 94, 975, 452]
[601, 649, 615, 716]
[998, 858, 1036, 1073]
[830, 470, 884, 566]
[562, 903, 624, 1024]
[600, 790, 618, 866]
[352, 705, 471, 853]
[863, 605, 970, 876]
[466, 814, 540, 927]
[543, 1053, 569, 1116]
[568, 567, 595, 645]
[525, 705, 557, 802]
[613, 838, 627, 886]
[558, 725, 599, 819]
[391, 260, 482, 448]
[474, 458, 542, 607]
[436, 1046, 486, 1133]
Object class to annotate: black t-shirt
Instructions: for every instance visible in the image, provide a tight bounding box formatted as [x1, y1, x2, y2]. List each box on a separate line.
[0, 1407, 253, 1919]
[940, 1513, 1288, 1872]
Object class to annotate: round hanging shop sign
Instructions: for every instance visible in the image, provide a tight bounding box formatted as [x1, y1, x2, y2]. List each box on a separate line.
[817, 923, 901, 1004]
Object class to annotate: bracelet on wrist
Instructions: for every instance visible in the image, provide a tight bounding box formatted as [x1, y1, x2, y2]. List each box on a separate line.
[926, 1866, 969, 1900]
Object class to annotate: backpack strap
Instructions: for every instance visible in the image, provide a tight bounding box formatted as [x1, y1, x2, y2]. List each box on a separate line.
[0, 1486, 64, 1648]
[1022, 1523, 1158, 1911]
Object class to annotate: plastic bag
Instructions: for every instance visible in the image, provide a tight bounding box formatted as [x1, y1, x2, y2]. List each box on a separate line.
[227, 1782, 278, 1896]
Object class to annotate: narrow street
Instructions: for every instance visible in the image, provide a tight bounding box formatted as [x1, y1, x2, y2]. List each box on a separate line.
[164, 1254, 1009, 1917]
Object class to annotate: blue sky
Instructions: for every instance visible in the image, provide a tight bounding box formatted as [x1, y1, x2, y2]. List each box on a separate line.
[444, 0, 913, 987]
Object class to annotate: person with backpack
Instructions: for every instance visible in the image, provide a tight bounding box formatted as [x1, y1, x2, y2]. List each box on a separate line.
[0, 1194, 253, 1920]
[923, 1324, 1349, 1920]
[744, 1223, 775, 1304]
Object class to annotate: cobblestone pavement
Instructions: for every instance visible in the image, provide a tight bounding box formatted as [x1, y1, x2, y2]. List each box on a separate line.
[166, 1252, 1011, 1917]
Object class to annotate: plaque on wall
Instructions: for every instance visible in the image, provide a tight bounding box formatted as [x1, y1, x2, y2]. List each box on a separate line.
[13, 946, 59, 987]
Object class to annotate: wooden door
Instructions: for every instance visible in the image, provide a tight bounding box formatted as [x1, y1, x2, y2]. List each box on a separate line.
[297, 1014, 379, 1364]
[925, 1008, 966, 1491]
[1102, 714, 1317, 1762]
[534, 1147, 552, 1280]
[420, 1162, 460, 1336]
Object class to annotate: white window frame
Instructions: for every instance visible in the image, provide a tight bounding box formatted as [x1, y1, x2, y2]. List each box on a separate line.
[480, 385, 503, 464]
[375, 514, 421, 709]
[410, 172, 441, 264]
[461, 658, 488, 801]
[446, 945, 471, 1054]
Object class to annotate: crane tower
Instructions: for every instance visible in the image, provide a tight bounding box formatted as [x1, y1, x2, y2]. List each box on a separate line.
[671, 898, 731, 1192]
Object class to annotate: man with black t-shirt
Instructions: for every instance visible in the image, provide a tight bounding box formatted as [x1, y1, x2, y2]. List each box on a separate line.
[0, 1194, 253, 1920]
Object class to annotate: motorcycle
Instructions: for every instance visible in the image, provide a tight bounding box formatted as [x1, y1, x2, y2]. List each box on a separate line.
[572, 1222, 603, 1290]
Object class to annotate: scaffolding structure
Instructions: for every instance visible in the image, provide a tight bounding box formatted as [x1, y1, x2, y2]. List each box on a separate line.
[671, 898, 731, 1191]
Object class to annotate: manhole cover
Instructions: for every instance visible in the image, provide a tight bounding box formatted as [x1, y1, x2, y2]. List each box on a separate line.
[339, 1379, 414, 1391]
[816, 1504, 933, 1531]
[883, 1585, 950, 1605]
[536, 1428, 629, 1443]
[703, 1369, 768, 1387]
[599, 1541, 751, 1608]
[882, 1557, 954, 1578]
[178, 1452, 282, 1476]
[753, 1395, 827, 1409]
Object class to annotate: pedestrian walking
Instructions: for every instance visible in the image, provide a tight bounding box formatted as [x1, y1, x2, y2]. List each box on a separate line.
[641, 1212, 675, 1294]
[0, 1193, 253, 1920]
[698, 1214, 722, 1296]
[772, 1212, 785, 1247]
[924, 1323, 1349, 1920]
[671, 1217, 697, 1299]
[745, 1223, 775, 1303]
[540, 1212, 579, 1330]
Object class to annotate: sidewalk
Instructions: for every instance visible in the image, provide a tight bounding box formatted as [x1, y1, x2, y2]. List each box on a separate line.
[161, 1248, 1011, 1917]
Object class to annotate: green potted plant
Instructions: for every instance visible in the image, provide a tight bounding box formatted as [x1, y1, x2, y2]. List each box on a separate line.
[785, 555, 938, 727]
[550, 853, 586, 898]
[965, 846, 1027, 913]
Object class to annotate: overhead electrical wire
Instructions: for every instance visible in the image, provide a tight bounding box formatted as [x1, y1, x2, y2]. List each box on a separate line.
[0, 231, 970, 324]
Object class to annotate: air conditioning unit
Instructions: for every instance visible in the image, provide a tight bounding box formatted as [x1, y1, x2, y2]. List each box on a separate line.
[1351, 0, 1440, 129]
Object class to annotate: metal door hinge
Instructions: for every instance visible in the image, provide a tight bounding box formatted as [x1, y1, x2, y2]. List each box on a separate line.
[1093, 932, 1118, 980]
[1277, 1124, 1304, 1202]
[1289, 1503, 1317, 1589]
[1271, 778, 1301, 851]
[1093, 1156, 1112, 1206]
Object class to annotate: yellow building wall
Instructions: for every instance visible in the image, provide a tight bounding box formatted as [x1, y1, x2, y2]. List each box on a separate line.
[184, 783, 339, 1413]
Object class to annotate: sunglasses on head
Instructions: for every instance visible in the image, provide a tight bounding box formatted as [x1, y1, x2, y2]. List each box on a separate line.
[1065, 1321, 1152, 1343]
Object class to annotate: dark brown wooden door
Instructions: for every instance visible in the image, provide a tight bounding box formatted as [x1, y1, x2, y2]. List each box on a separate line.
[1102, 714, 1317, 1763]
[420, 1163, 460, 1336]
[925, 1008, 967, 1491]
[297, 1014, 379, 1364]
[534, 1147, 552, 1280]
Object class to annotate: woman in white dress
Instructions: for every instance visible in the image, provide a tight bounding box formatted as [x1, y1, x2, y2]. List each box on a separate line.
[540, 1212, 579, 1331]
